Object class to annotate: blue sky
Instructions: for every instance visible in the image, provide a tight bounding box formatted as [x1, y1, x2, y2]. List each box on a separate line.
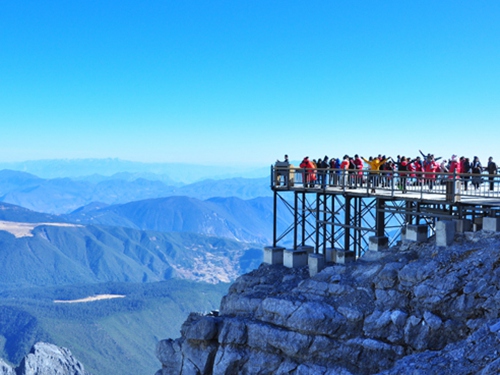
[1, 1, 499, 166]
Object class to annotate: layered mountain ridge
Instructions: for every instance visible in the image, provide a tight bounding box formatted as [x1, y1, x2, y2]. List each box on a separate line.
[0, 169, 270, 214]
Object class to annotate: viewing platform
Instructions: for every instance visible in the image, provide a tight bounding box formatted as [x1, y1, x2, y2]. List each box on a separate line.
[266, 166, 500, 275]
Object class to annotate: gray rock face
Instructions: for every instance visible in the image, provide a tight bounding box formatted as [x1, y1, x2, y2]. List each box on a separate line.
[0, 342, 86, 375]
[156, 230, 500, 374]
[0, 359, 15, 375]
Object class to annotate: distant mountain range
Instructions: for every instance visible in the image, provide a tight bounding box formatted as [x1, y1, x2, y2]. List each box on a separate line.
[63, 196, 291, 245]
[0, 169, 271, 214]
[0, 158, 270, 184]
[0, 159, 281, 375]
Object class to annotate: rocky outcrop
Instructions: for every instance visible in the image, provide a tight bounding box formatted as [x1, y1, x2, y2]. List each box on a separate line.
[0, 342, 87, 375]
[0, 359, 15, 375]
[156, 230, 500, 374]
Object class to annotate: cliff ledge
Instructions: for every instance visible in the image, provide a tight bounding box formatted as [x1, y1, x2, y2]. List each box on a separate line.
[156, 230, 500, 375]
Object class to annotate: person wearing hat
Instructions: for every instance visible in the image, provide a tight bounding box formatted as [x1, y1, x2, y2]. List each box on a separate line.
[449, 155, 461, 177]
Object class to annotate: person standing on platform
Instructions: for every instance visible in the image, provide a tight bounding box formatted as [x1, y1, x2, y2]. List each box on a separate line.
[275, 154, 290, 187]
[348, 157, 357, 188]
[339, 155, 350, 187]
[319, 156, 329, 189]
[461, 157, 471, 191]
[471, 156, 483, 189]
[424, 155, 439, 190]
[354, 154, 364, 187]
[329, 157, 340, 186]
[413, 156, 424, 185]
[398, 156, 409, 193]
[362, 155, 388, 193]
[449, 155, 461, 177]
[300, 156, 316, 188]
[487, 156, 498, 191]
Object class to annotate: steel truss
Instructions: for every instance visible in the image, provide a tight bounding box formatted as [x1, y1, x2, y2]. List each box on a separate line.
[272, 189, 497, 258]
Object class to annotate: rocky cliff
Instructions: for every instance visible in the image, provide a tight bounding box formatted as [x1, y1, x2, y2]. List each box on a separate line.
[156, 230, 500, 374]
[0, 342, 87, 375]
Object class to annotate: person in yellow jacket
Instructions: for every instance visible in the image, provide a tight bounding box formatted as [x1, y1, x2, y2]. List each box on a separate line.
[362, 156, 388, 193]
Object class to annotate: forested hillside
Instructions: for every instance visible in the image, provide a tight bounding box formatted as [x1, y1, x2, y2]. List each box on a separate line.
[0, 222, 262, 288]
[63, 195, 288, 245]
[0, 167, 272, 375]
[0, 281, 229, 375]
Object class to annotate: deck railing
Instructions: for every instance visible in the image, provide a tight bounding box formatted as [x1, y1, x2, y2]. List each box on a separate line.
[271, 166, 500, 201]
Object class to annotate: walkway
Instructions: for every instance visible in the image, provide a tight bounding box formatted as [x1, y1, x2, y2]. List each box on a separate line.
[272, 167, 500, 205]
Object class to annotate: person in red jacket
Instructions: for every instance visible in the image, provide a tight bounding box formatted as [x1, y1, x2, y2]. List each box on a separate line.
[398, 156, 409, 193]
[300, 156, 316, 188]
[449, 155, 461, 177]
[424, 155, 439, 190]
[407, 158, 416, 185]
[461, 157, 471, 191]
[353, 154, 364, 187]
[413, 156, 424, 185]
[339, 155, 350, 187]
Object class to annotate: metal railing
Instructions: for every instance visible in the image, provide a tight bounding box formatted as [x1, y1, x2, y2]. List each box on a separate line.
[271, 166, 500, 202]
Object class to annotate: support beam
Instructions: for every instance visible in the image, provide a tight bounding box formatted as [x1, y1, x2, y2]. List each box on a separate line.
[271, 176, 500, 261]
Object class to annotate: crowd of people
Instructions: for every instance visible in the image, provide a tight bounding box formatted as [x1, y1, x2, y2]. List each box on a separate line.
[275, 152, 499, 193]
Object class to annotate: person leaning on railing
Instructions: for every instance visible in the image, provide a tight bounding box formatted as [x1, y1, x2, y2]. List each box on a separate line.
[487, 156, 498, 191]
[275, 154, 290, 187]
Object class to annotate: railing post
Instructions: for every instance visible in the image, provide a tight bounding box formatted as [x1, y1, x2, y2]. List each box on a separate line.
[273, 189, 277, 247]
[391, 172, 395, 197]
[365, 170, 369, 195]
[453, 170, 456, 200]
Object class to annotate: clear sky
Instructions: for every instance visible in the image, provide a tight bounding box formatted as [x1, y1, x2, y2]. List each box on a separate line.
[1, 1, 499, 166]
